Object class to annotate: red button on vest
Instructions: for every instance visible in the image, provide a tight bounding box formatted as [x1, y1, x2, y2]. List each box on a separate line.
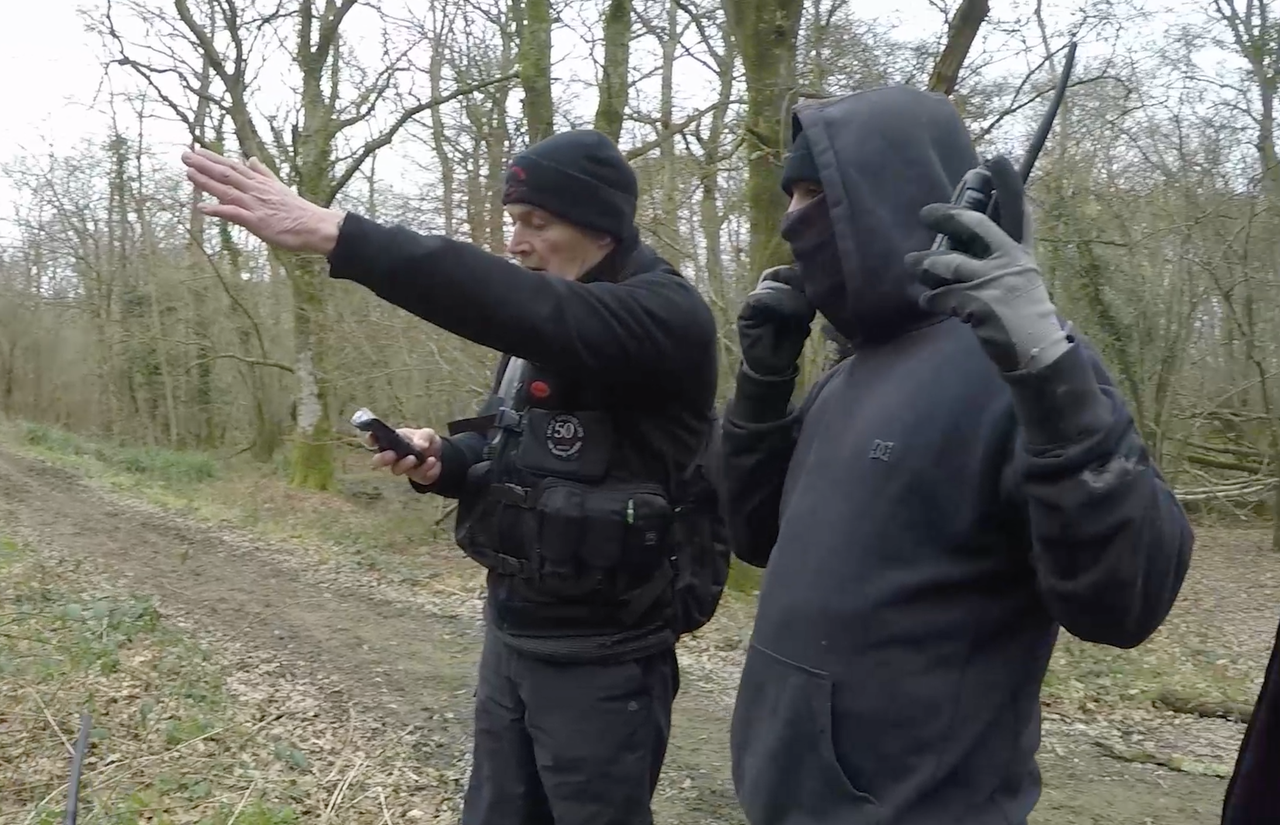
[529, 380, 551, 400]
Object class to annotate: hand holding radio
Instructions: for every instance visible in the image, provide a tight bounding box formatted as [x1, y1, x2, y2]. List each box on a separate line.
[350, 408, 443, 485]
[906, 41, 1078, 375]
[906, 156, 1069, 374]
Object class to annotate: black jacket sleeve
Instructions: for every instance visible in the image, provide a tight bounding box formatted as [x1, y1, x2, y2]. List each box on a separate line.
[409, 431, 487, 499]
[408, 356, 508, 500]
[327, 213, 716, 392]
[720, 365, 836, 568]
[1002, 336, 1193, 649]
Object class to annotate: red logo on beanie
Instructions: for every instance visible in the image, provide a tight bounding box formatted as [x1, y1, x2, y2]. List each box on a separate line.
[503, 165, 528, 204]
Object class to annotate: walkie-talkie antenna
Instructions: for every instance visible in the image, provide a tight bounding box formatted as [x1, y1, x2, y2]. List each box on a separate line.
[1018, 40, 1078, 184]
[930, 38, 1079, 253]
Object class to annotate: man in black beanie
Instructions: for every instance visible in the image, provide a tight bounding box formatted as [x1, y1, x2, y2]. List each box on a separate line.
[180, 130, 725, 825]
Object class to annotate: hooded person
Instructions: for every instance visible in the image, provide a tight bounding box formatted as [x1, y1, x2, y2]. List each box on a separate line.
[719, 87, 1194, 824]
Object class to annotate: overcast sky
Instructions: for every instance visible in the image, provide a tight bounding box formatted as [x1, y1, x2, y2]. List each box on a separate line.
[0, 0, 1200, 224]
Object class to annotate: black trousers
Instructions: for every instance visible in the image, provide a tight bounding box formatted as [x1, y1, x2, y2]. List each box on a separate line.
[461, 632, 679, 825]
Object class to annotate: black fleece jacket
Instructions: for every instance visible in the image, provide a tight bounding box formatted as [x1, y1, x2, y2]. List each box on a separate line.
[721, 87, 1193, 825]
[325, 218, 719, 659]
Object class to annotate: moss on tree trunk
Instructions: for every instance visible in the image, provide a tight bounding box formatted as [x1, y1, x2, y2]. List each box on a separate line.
[724, 0, 804, 277]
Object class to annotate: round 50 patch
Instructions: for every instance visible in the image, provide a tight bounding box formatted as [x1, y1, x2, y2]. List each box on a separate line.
[544, 413, 585, 460]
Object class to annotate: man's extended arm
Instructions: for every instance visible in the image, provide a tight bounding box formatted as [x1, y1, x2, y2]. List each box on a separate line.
[1004, 337, 1193, 648]
[326, 213, 715, 390]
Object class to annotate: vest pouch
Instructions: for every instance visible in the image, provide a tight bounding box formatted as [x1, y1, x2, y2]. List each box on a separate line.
[532, 479, 674, 596]
[616, 488, 674, 570]
[534, 482, 586, 571]
[455, 484, 540, 578]
[517, 408, 613, 483]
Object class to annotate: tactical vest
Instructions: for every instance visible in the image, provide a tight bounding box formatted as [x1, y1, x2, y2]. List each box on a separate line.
[447, 355, 720, 630]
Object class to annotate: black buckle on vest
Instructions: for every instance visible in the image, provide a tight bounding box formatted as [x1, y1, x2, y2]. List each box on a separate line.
[494, 553, 531, 577]
[489, 483, 530, 507]
[493, 406, 523, 431]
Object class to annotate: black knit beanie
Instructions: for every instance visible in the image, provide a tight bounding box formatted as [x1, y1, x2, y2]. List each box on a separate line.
[501, 129, 639, 241]
[780, 128, 820, 196]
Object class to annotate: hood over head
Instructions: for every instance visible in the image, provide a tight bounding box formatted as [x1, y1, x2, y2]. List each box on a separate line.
[782, 86, 978, 346]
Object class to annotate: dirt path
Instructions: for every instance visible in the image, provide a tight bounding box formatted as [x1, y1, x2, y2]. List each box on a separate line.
[0, 445, 1237, 823]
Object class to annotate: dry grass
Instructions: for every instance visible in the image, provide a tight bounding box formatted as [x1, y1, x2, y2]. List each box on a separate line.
[5, 417, 1280, 821]
[0, 536, 453, 825]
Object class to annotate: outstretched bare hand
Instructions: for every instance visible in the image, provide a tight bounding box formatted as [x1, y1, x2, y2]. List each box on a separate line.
[181, 148, 345, 256]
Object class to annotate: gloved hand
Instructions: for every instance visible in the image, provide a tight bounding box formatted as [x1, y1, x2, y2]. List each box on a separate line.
[906, 156, 1069, 374]
[736, 265, 816, 377]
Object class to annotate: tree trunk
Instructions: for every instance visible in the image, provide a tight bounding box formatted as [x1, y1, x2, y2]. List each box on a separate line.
[429, 23, 457, 237]
[283, 253, 335, 490]
[926, 0, 990, 95]
[134, 135, 181, 447]
[656, 0, 682, 267]
[692, 19, 740, 389]
[594, 0, 632, 141]
[518, 0, 555, 142]
[724, 0, 804, 276]
[486, 27, 517, 253]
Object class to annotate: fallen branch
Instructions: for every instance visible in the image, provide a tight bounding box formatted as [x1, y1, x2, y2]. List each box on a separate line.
[1092, 740, 1233, 778]
[1182, 438, 1266, 461]
[434, 502, 459, 527]
[1185, 453, 1266, 474]
[1175, 478, 1277, 503]
[1176, 476, 1274, 494]
[1154, 689, 1254, 724]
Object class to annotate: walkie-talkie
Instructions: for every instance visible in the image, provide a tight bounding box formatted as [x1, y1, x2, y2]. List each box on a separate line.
[932, 40, 1078, 253]
[350, 407, 425, 464]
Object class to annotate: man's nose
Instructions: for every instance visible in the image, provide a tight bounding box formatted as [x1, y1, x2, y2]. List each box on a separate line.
[507, 227, 529, 257]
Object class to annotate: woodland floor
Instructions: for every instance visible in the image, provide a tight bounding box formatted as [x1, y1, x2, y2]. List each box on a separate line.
[1, 420, 1277, 824]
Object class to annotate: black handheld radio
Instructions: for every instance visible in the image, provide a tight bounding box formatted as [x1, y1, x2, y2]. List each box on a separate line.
[350, 407, 426, 464]
[931, 41, 1078, 252]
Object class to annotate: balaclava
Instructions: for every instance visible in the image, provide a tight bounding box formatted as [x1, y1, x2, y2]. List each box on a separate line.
[780, 129, 820, 196]
[779, 128, 845, 326]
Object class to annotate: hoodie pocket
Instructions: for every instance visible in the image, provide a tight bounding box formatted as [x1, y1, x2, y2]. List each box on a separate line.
[731, 643, 879, 823]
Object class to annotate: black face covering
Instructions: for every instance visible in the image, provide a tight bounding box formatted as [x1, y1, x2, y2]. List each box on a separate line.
[778, 88, 981, 348]
[780, 195, 845, 333]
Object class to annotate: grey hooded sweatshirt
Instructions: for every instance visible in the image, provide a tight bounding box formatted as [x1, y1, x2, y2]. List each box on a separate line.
[721, 86, 1193, 825]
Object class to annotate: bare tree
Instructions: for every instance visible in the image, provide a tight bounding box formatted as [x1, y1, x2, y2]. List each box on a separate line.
[94, 0, 516, 489]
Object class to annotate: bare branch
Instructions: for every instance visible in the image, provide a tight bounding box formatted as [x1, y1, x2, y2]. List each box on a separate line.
[328, 70, 519, 203]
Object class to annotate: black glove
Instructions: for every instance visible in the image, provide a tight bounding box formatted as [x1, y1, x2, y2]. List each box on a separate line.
[906, 155, 1069, 374]
[736, 265, 816, 378]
